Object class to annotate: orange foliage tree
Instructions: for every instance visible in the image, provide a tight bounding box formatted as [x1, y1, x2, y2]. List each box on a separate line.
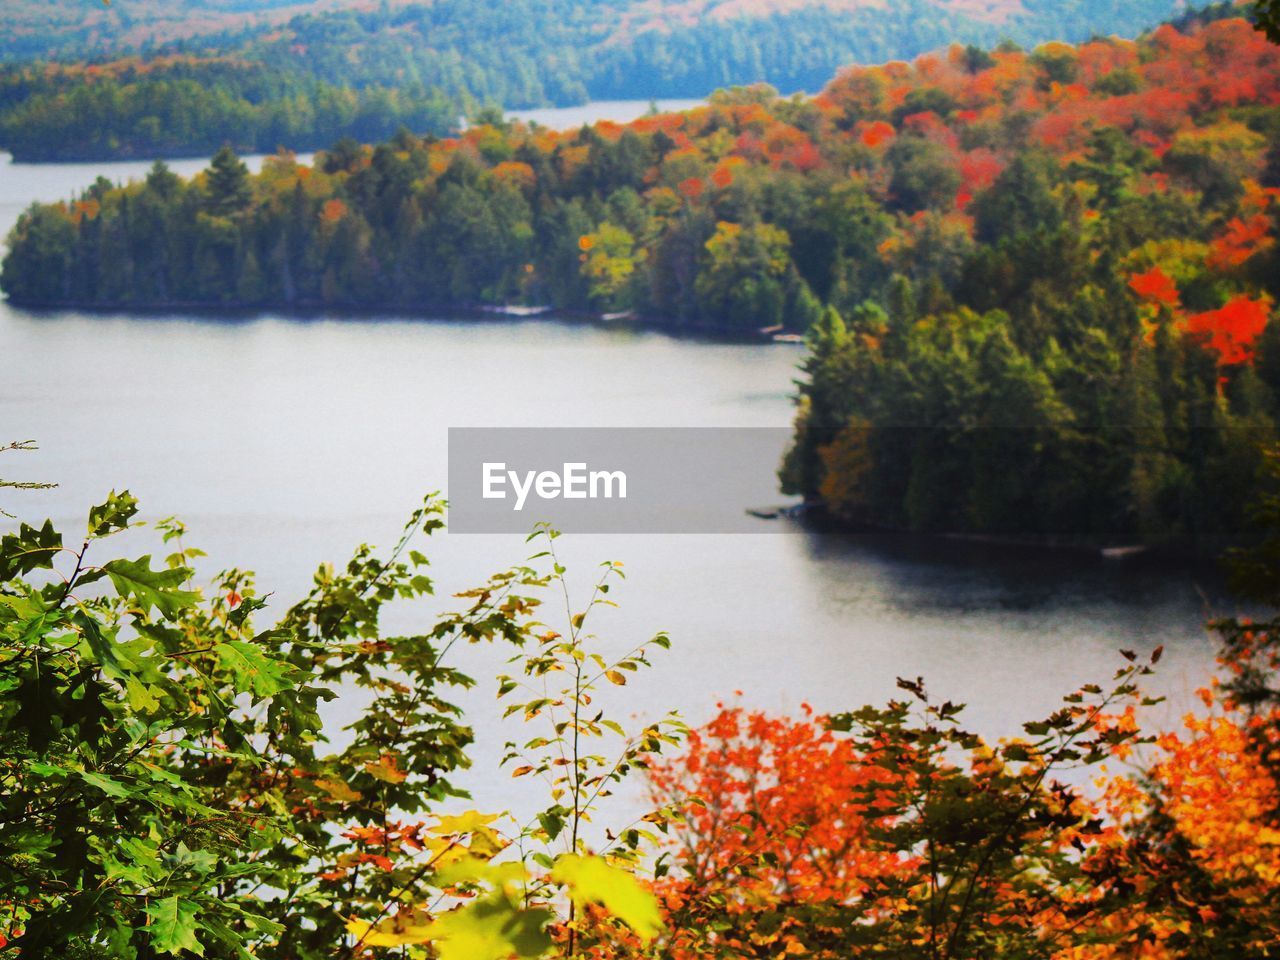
[647, 658, 1159, 960]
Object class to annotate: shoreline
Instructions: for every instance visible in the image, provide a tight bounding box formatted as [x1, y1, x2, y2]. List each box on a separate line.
[0, 297, 801, 343]
[787, 504, 1236, 565]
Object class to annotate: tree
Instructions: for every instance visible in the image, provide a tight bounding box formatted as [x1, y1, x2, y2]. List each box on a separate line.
[578, 222, 642, 310]
[1256, 0, 1280, 44]
[648, 661, 1159, 960]
[204, 146, 252, 216]
[886, 136, 962, 214]
[694, 220, 792, 329]
[0, 492, 667, 958]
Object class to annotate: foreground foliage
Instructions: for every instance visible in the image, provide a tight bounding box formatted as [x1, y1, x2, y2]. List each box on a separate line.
[0, 484, 676, 958]
[642, 660, 1280, 959]
[3, 433, 1280, 957]
[630, 458, 1280, 959]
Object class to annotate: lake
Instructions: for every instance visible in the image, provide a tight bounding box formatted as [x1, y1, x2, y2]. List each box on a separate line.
[0, 131, 1229, 822]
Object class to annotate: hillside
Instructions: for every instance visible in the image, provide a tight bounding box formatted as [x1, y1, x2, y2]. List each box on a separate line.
[0, 0, 1217, 160]
[232, 0, 1192, 102]
[2, 0, 401, 63]
[8, 0, 1195, 90]
[2, 0, 1157, 63]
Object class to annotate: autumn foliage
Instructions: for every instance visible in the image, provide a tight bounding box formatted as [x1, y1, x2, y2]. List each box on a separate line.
[647, 703, 908, 902]
[629, 471, 1280, 958]
[1183, 295, 1272, 366]
[642, 664, 1280, 958]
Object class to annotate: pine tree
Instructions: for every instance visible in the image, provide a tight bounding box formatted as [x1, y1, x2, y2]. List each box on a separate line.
[205, 147, 252, 216]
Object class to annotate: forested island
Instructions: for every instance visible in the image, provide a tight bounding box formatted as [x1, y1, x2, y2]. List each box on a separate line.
[5, 14, 1280, 547]
[0, 0, 1200, 160]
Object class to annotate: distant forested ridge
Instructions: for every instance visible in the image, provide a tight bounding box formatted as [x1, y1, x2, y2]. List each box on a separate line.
[0, 0, 1213, 161]
[6, 16, 1279, 546]
[0, 58, 458, 161]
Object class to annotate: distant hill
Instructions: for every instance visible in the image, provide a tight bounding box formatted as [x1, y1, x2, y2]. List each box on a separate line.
[3, 0, 387, 62]
[8, 0, 1197, 89]
[223, 0, 1197, 104]
[0, 0, 1241, 160]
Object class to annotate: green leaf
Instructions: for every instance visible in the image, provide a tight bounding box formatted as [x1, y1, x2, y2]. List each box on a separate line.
[227, 594, 269, 627]
[551, 854, 662, 940]
[537, 810, 564, 842]
[78, 770, 132, 798]
[125, 674, 161, 712]
[201, 917, 256, 960]
[214, 641, 297, 699]
[0, 519, 62, 580]
[146, 896, 205, 956]
[88, 490, 139, 537]
[103, 556, 199, 620]
[75, 611, 142, 680]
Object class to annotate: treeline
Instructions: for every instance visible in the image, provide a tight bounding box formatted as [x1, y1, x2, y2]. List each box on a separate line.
[234, 0, 992, 104]
[5, 18, 1279, 546]
[0, 59, 458, 161]
[0, 0, 1210, 160]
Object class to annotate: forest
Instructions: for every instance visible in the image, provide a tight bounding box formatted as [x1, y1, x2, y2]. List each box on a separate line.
[3, 442, 1280, 958]
[0, 58, 458, 161]
[5, 8, 1280, 960]
[5, 14, 1280, 546]
[0, 0, 1201, 161]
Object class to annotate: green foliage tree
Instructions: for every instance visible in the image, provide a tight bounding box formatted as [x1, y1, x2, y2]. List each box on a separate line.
[204, 146, 252, 216]
[0, 483, 669, 957]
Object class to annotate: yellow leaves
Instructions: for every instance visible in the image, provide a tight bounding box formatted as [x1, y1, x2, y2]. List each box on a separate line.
[427, 902, 543, 960]
[364, 753, 408, 784]
[346, 890, 547, 960]
[579, 222, 642, 302]
[416, 835, 469, 869]
[551, 853, 663, 941]
[605, 669, 627, 686]
[345, 908, 435, 947]
[510, 765, 536, 778]
[346, 852, 656, 958]
[432, 811, 508, 860]
[432, 811, 500, 835]
[314, 778, 362, 803]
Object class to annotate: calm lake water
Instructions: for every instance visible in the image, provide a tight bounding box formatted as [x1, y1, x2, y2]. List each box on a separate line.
[0, 128, 1230, 821]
